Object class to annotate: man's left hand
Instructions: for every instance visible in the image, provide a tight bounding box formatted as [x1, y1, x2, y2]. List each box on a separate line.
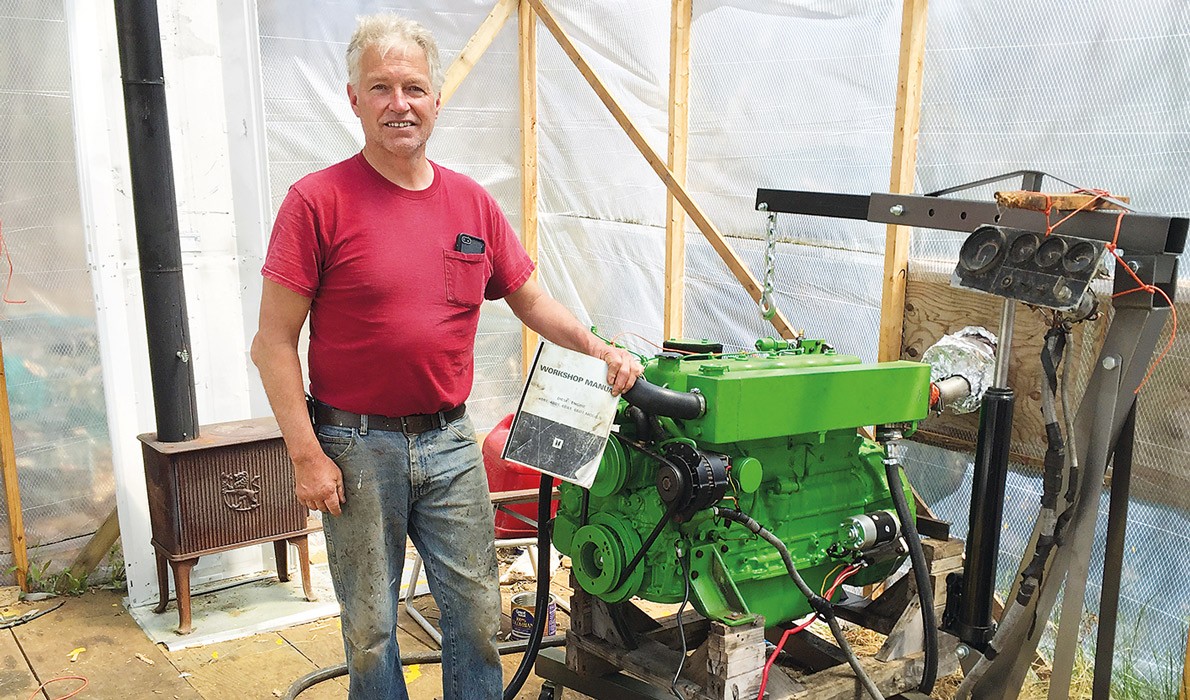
[600, 346, 644, 396]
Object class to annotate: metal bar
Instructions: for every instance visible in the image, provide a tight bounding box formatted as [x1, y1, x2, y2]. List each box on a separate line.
[993, 301, 1016, 388]
[534, 647, 674, 700]
[1093, 398, 1137, 700]
[868, 193, 1186, 255]
[755, 190, 871, 220]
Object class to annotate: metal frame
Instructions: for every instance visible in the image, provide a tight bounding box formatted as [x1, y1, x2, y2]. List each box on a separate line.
[754, 178, 1185, 699]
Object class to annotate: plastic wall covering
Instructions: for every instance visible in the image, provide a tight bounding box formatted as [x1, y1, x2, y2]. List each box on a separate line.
[0, 2, 116, 584]
[906, 2, 1190, 690]
[255, 0, 1187, 689]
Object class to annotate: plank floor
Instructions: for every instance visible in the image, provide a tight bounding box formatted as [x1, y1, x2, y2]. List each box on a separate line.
[3, 573, 584, 700]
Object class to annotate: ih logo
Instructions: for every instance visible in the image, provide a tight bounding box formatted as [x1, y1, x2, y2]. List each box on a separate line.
[221, 471, 261, 511]
[552, 437, 564, 449]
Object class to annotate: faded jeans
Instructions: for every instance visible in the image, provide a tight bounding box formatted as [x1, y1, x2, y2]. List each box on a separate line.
[316, 414, 503, 699]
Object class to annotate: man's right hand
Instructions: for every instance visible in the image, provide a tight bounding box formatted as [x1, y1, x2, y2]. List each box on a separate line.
[292, 452, 346, 516]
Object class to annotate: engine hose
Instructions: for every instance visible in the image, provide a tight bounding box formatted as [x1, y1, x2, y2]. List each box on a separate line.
[712, 507, 886, 700]
[284, 474, 558, 700]
[623, 378, 705, 420]
[502, 474, 556, 700]
[882, 455, 938, 693]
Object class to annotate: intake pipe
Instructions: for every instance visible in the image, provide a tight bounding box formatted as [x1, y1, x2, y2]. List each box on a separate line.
[114, 0, 199, 441]
[622, 378, 705, 420]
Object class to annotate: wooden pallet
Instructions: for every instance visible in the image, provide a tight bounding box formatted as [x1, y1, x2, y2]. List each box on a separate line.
[549, 537, 963, 700]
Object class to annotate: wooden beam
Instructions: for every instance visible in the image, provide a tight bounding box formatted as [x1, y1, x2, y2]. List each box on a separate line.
[1181, 625, 1189, 700]
[68, 507, 120, 580]
[519, 0, 541, 375]
[877, 0, 929, 362]
[439, 0, 519, 108]
[663, 0, 693, 341]
[994, 190, 1129, 212]
[0, 335, 28, 591]
[527, 0, 797, 339]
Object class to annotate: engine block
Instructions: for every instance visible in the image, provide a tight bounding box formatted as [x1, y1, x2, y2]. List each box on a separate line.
[552, 338, 932, 628]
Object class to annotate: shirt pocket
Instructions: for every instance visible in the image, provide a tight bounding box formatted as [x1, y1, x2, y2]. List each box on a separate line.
[443, 249, 488, 307]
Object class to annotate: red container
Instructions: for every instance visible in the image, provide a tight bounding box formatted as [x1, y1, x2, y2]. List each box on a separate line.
[483, 414, 558, 538]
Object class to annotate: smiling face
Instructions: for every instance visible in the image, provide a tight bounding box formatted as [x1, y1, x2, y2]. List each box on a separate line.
[348, 44, 441, 167]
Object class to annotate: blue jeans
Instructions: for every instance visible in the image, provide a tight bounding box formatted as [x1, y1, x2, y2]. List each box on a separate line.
[316, 414, 503, 699]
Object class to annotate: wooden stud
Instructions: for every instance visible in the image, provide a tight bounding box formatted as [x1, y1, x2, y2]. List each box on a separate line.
[0, 335, 28, 591]
[995, 190, 1129, 213]
[1181, 625, 1189, 700]
[664, 0, 693, 342]
[519, 0, 541, 375]
[68, 506, 120, 581]
[439, 0, 519, 108]
[877, 0, 929, 362]
[527, 0, 797, 339]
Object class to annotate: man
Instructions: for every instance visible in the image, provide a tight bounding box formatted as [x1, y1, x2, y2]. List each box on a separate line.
[250, 12, 642, 700]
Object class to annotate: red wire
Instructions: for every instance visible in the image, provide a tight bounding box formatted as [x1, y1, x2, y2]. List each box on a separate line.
[757, 564, 861, 699]
[0, 219, 24, 305]
[756, 615, 818, 700]
[1049, 204, 1175, 394]
[25, 676, 88, 700]
[1103, 213, 1178, 393]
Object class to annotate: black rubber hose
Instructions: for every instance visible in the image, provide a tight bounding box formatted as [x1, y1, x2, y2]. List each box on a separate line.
[282, 634, 568, 700]
[622, 378, 705, 420]
[712, 507, 885, 700]
[883, 453, 938, 693]
[502, 474, 555, 700]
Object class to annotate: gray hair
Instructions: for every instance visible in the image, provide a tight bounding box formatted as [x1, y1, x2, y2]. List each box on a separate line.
[346, 13, 443, 93]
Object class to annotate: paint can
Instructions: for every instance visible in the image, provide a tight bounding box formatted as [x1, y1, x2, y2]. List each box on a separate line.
[510, 590, 557, 639]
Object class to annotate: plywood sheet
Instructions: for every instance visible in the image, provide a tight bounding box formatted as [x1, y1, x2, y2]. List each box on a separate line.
[11, 590, 201, 700]
[0, 629, 38, 699]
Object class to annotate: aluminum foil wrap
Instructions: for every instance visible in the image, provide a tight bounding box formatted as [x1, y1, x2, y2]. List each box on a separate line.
[921, 326, 998, 414]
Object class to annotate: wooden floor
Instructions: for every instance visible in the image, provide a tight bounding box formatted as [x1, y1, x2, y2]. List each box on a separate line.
[0, 580, 575, 700]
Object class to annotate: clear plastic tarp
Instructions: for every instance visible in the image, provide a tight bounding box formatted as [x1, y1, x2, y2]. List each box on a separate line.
[159, 0, 1190, 688]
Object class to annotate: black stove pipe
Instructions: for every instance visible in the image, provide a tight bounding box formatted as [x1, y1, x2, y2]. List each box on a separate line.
[114, 0, 199, 441]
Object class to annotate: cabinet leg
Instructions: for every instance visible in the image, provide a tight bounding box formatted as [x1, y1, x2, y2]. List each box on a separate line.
[274, 540, 291, 582]
[291, 536, 316, 602]
[173, 558, 197, 635]
[153, 551, 170, 614]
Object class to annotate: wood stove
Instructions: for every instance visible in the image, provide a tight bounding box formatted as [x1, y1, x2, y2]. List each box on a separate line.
[140, 417, 318, 633]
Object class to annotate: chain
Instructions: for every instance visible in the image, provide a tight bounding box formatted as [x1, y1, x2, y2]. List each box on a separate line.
[758, 204, 778, 320]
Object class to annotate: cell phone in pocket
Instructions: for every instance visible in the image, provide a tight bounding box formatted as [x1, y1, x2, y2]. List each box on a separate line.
[454, 233, 486, 254]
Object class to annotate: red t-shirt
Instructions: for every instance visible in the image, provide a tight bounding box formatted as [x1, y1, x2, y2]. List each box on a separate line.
[262, 154, 535, 416]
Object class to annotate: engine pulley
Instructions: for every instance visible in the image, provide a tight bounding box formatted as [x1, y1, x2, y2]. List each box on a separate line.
[655, 442, 729, 522]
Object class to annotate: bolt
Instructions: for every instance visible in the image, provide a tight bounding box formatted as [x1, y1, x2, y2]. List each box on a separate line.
[890, 204, 905, 216]
[1056, 286, 1072, 302]
[176, 349, 190, 363]
[1127, 260, 1140, 271]
[727, 611, 742, 619]
[757, 202, 768, 212]
[1102, 356, 1119, 370]
[956, 644, 971, 659]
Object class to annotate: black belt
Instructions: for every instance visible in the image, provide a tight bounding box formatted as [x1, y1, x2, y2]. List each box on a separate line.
[312, 400, 466, 434]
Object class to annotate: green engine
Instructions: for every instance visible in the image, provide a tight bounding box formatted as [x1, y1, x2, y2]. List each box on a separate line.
[551, 337, 932, 628]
